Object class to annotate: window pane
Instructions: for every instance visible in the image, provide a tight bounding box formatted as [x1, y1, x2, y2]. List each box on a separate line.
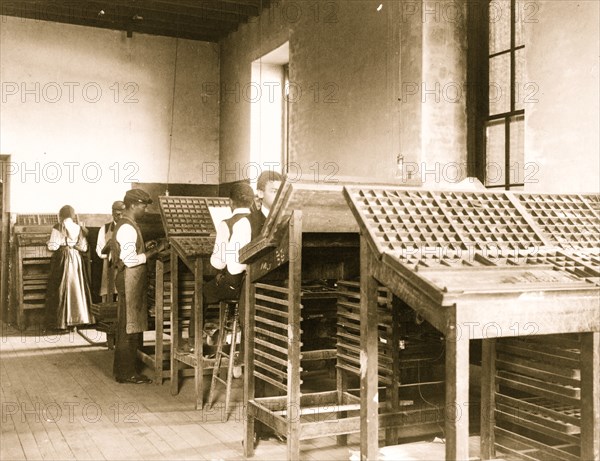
[514, 0, 525, 47]
[509, 114, 525, 185]
[489, 54, 511, 115]
[514, 48, 525, 111]
[485, 119, 506, 187]
[489, 0, 511, 54]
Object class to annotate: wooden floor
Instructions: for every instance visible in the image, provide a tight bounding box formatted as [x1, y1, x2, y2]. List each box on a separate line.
[1, 323, 508, 461]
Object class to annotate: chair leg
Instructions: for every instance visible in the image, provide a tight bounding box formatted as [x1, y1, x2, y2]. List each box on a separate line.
[224, 309, 239, 419]
[208, 303, 228, 409]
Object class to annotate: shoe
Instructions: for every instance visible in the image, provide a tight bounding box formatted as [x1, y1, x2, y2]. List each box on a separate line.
[257, 432, 286, 443]
[116, 374, 152, 384]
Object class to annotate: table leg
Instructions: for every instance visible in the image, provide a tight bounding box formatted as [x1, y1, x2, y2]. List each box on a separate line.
[194, 257, 203, 410]
[445, 328, 470, 461]
[480, 339, 496, 459]
[360, 245, 379, 461]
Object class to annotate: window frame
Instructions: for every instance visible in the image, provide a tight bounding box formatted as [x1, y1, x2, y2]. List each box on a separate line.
[468, 0, 526, 190]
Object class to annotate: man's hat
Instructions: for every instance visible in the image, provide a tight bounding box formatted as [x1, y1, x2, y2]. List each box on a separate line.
[124, 189, 153, 205]
[112, 200, 126, 210]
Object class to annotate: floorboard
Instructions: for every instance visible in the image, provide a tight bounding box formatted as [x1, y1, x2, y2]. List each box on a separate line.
[2, 324, 517, 460]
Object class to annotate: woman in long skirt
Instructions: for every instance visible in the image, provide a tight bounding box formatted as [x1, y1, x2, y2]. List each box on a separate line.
[44, 205, 94, 331]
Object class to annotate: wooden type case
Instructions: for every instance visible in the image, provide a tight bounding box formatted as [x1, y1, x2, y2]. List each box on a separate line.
[343, 186, 600, 461]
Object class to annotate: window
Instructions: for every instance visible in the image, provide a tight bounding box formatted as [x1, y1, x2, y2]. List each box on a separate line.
[468, 0, 526, 190]
[250, 42, 289, 181]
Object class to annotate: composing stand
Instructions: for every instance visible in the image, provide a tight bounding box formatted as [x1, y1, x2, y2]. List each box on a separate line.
[240, 180, 447, 460]
[343, 186, 600, 461]
[158, 195, 230, 409]
[240, 181, 358, 460]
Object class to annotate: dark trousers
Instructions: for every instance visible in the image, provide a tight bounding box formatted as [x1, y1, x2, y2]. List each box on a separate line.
[113, 272, 143, 380]
[189, 272, 243, 339]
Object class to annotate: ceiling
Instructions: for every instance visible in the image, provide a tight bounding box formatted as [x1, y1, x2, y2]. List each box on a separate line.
[2, 0, 271, 42]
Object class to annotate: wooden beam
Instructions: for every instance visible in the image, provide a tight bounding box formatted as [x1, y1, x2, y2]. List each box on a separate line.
[445, 312, 470, 461]
[1, 1, 226, 41]
[152, 0, 260, 17]
[580, 332, 600, 461]
[360, 239, 379, 460]
[480, 339, 496, 460]
[243, 265, 256, 457]
[193, 256, 203, 410]
[287, 210, 302, 460]
[300, 417, 361, 440]
[2, 9, 222, 41]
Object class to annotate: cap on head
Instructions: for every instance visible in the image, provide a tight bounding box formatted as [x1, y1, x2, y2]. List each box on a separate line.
[111, 200, 126, 210]
[124, 189, 153, 205]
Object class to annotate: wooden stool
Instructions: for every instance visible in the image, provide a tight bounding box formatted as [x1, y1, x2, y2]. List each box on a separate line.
[207, 300, 242, 420]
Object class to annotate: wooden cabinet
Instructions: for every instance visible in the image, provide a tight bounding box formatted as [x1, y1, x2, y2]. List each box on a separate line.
[240, 180, 454, 460]
[344, 186, 599, 461]
[11, 214, 57, 330]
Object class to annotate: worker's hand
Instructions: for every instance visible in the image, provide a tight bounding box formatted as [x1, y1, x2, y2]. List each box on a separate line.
[146, 240, 157, 250]
[215, 272, 225, 286]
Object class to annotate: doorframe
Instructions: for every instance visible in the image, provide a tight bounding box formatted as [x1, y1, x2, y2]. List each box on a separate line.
[1, 155, 11, 325]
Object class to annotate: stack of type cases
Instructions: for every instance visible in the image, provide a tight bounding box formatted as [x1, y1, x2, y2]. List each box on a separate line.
[12, 214, 60, 329]
[336, 280, 446, 439]
[494, 334, 583, 461]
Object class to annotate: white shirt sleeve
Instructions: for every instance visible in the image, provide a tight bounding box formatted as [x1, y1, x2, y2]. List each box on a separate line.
[210, 220, 229, 271]
[47, 228, 63, 251]
[116, 224, 147, 268]
[96, 224, 107, 259]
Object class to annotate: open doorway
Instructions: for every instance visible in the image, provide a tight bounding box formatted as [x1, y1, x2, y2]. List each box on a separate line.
[250, 41, 289, 183]
[1, 155, 11, 324]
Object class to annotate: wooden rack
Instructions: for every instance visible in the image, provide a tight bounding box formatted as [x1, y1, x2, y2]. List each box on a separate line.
[138, 251, 195, 384]
[336, 281, 446, 444]
[157, 195, 230, 409]
[493, 334, 583, 461]
[11, 214, 60, 329]
[242, 210, 359, 460]
[343, 186, 599, 461]
[240, 180, 450, 460]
